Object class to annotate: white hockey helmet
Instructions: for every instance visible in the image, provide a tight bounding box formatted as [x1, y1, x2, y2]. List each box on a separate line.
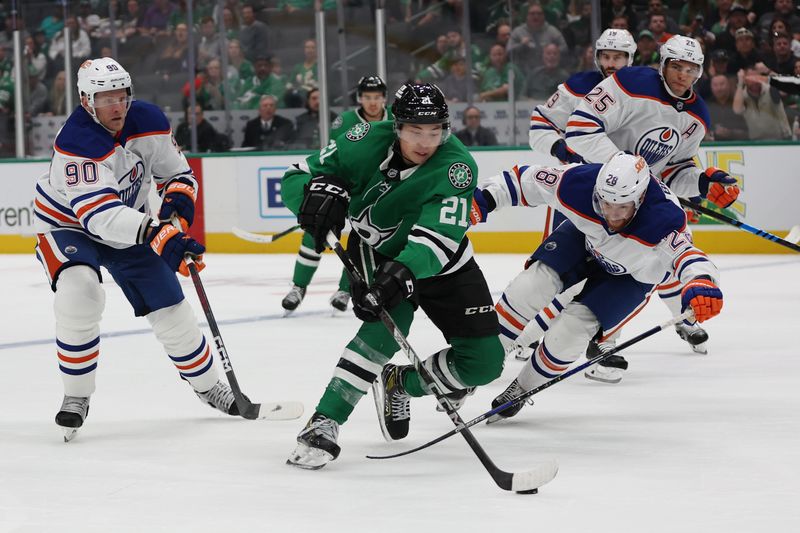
[77, 58, 133, 117]
[659, 35, 704, 96]
[594, 29, 636, 72]
[593, 152, 651, 223]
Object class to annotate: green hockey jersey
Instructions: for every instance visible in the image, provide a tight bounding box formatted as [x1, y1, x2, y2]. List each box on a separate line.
[282, 121, 476, 280]
[329, 106, 394, 140]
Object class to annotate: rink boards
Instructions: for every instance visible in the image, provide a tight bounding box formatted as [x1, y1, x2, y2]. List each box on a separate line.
[1, 143, 797, 254]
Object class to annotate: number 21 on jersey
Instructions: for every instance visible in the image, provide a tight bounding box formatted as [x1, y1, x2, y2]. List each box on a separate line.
[440, 196, 469, 227]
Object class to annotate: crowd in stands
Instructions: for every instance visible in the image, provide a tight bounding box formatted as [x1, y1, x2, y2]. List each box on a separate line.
[3, 0, 800, 156]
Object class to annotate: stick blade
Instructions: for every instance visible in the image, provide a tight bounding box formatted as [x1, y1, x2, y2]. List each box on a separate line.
[786, 225, 800, 244]
[232, 227, 274, 244]
[254, 401, 305, 420]
[511, 459, 559, 493]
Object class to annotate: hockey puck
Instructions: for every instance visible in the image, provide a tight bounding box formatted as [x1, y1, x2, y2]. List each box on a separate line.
[516, 488, 538, 495]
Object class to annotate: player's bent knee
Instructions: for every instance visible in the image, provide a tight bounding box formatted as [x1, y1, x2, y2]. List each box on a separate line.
[147, 299, 201, 348]
[450, 335, 505, 387]
[54, 265, 105, 327]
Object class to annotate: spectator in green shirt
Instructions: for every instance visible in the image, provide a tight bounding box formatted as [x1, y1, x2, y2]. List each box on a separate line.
[479, 43, 525, 101]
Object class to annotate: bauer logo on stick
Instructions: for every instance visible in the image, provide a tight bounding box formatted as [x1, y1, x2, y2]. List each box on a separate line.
[346, 122, 370, 141]
[448, 162, 473, 189]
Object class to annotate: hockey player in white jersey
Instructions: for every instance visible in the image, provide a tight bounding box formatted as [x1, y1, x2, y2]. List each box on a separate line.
[34, 58, 242, 441]
[563, 35, 738, 363]
[470, 153, 724, 422]
[521, 28, 636, 374]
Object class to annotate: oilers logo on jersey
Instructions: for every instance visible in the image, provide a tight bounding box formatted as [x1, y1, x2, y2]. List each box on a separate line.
[635, 127, 680, 167]
[586, 240, 628, 275]
[118, 161, 146, 207]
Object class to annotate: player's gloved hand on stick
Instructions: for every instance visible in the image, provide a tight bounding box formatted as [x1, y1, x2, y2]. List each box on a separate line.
[699, 167, 739, 208]
[680, 277, 723, 323]
[158, 178, 196, 229]
[351, 260, 416, 322]
[299, 175, 350, 253]
[550, 139, 584, 164]
[148, 223, 206, 277]
[470, 188, 497, 225]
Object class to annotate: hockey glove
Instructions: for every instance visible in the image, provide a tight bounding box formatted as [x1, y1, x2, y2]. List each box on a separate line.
[551, 139, 584, 164]
[681, 277, 723, 323]
[699, 167, 739, 208]
[298, 175, 350, 253]
[148, 223, 206, 277]
[470, 188, 497, 225]
[351, 261, 416, 323]
[158, 178, 196, 229]
[684, 204, 701, 224]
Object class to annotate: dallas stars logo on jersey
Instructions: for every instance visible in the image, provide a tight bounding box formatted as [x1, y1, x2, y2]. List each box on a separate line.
[448, 162, 473, 189]
[346, 123, 370, 141]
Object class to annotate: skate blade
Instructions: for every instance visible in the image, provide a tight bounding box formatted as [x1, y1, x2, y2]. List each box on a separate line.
[286, 442, 335, 470]
[256, 401, 304, 420]
[370, 380, 393, 442]
[584, 370, 622, 384]
[282, 308, 297, 317]
[62, 427, 79, 442]
[486, 413, 509, 425]
[690, 342, 708, 355]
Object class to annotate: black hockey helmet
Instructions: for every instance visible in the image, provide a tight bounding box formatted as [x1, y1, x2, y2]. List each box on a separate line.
[392, 83, 451, 143]
[356, 75, 387, 98]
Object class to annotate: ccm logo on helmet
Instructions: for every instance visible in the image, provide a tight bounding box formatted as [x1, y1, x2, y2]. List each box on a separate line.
[465, 305, 494, 315]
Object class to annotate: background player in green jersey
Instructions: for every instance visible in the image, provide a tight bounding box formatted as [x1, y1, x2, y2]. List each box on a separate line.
[282, 83, 505, 470]
[281, 76, 393, 315]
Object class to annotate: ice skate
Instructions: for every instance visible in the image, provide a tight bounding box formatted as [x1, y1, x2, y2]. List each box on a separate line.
[329, 290, 350, 312]
[675, 323, 709, 354]
[286, 412, 341, 470]
[486, 379, 533, 424]
[435, 386, 476, 412]
[584, 339, 628, 384]
[281, 285, 306, 315]
[379, 364, 412, 441]
[195, 380, 244, 416]
[56, 395, 90, 442]
[516, 340, 539, 361]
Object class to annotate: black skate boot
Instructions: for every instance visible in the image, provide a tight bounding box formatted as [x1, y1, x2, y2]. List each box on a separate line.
[584, 339, 628, 384]
[56, 395, 90, 442]
[282, 285, 306, 314]
[195, 380, 247, 416]
[329, 290, 350, 312]
[675, 323, 709, 354]
[380, 364, 412, 441]
[286, 412, 341, 470]
[486, 379, 533, 424]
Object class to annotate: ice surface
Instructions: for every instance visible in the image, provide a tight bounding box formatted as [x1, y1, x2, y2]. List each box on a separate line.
[1, 253, 798, 532]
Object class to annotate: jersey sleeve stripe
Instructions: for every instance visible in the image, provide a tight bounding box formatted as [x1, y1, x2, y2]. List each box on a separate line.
[36, 185, 76, 216]
[81, 200, 125, 229]
[74, 193, 121, 219]
[125, 129, 172, 141]
[566, 120, 602, 128]
[673, 249, 707, 271]
[409, 226, 459, 256]
[502, 170, 520, 206]
[34, 199, 79, 224]
[70, 187, 119, 207]
[511, 166, 530, 206]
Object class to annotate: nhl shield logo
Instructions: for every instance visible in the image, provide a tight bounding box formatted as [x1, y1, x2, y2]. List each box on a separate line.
[448, 162, 473, 189]
[345, 122, 370, 141]
[634, 127, 680, 166]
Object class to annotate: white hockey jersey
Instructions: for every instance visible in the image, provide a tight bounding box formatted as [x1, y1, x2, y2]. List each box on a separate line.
[565, 67, 711, 199]
[34, 101, 196, 248]
[529, 70, 603, 156]
[480, 163, 719, 286]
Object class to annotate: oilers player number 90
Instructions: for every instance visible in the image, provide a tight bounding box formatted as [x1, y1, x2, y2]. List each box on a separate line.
[64, 161, 99, 187]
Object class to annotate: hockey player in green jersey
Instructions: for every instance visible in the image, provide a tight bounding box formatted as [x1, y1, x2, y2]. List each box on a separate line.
[284, 83, 505, 470]
[329, 75, 393, 139]
[281, 75, 392, 315]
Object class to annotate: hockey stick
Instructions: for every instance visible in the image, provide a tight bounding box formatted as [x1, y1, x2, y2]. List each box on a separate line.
[368, 310, 693, 461]
[679, 199, 800, 253]
[325, 233, 558, 493]
[232, 225, 300, 244]
[173, 219, 303, 421]
[786, 225, 800, 245]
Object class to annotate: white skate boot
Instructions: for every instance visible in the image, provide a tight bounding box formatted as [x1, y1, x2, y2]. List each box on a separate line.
[56, 395, 90, 442]
[486, 379, 534, 424]
[287, 412, 341, 470]
[195, 380, 243, 416]
[584, 339, 628, 384]
[281, 285, 306, 315]
[329, 290, 350, 312]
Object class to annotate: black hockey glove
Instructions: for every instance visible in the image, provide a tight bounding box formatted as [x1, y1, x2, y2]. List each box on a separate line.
[550, 139, 584, 164]
[298, 175, 350, 253]
[352, 261, 416, 322]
